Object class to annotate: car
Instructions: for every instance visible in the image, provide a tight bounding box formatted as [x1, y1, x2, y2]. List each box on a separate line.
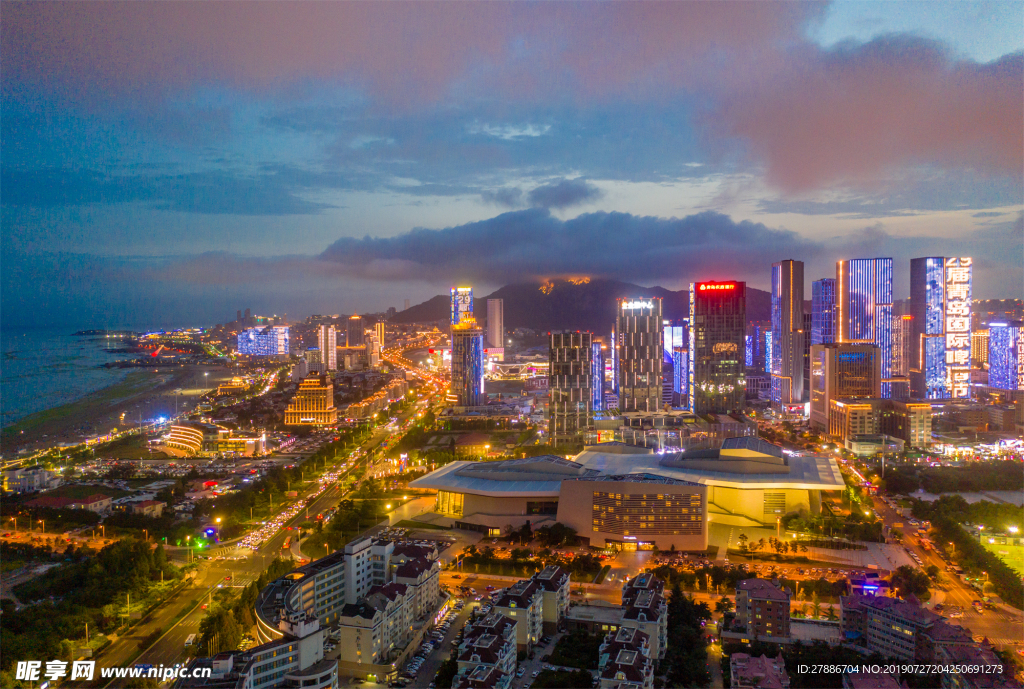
[201, 604, 208, 609]
[532, 671, 540, 678]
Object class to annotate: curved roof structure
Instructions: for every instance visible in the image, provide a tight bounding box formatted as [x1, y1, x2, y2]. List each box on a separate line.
[408, 455, 601, 497]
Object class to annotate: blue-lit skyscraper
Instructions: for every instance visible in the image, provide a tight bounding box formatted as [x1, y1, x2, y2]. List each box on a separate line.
[451, 317, 485, 406]
[764, 330, 772, 374]
[837, 258, 895, 398]
[988, 322, 1022, 391]
[237, 326, 289, 357]
[811, 278, 836, 345]
[910, 257, 973, 399]
[591, 341, 605, 411]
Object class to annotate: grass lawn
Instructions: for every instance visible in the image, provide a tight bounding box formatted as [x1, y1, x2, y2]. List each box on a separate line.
[393, 520, 448, 531]
[982, 542, 1024, 577]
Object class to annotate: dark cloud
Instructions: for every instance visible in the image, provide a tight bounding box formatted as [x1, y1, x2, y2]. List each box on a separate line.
[527, 179, 603, 209]
[481, 187, 524, 207]
[319, 208, 817, 284]
[972, 211, 1006, 218]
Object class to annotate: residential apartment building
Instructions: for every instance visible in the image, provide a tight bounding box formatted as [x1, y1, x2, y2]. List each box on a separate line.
[840, 594, 942, 661]
[2, 466, 61, 493]
[456, 612, 517, 686]
[493, 579, 544, 650]
[598, 626, 654, 689]
[734, 579, 791, 643]
[828, 399, 931, 448]
[620, 573, 668, 660]
[532, 565, 571, 634]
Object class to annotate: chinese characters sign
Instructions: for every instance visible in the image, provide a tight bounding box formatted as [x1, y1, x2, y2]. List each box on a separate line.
[943, 257, 971, 398]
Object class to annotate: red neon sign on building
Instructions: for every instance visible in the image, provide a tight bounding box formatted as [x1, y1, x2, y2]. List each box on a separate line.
[697, 281, 738, 292]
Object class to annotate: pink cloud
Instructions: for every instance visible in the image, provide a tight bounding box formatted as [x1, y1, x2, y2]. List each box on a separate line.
[714, 37, 1024, 191]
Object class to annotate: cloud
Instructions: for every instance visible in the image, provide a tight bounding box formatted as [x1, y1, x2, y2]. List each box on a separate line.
[318, 208, 818, 284]
[469, 123, 551, 140]
[715, 36, 1024, 192]
[481, 187, 524, 208]
[527, 179, 604, 209]
[0, 167, 336, 215]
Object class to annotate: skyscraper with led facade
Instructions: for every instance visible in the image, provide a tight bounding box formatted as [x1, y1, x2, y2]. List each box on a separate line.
[451, 317, 485, 406]
[689, 281, 746, 415]
[811, 278, 836, 345]
[549, 331, 595, 445]
[988, 321, 1023, 391]
[237, 326, 290, 357]
[317, 324, 337, 371]
[451, 287, 474, 326]
[616, 297, 664, 413]
[771, 259, 805, 405]
[909, 257, 972, 399]
[836, 258, 895, 398]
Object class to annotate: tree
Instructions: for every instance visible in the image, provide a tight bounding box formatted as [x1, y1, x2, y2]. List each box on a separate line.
[715, 596, 734, 614]
[890, 565, 930, 599]
[825, 605, 838, 622]
[738, 533, 749, 553]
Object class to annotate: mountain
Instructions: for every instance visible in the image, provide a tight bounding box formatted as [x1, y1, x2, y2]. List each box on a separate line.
[392, 278, 772, 331]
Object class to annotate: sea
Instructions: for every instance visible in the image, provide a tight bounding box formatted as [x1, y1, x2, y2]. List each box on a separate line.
[0, 327, 143, 429]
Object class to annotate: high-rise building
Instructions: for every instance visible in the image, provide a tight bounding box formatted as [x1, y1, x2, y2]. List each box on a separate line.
[988, 321, 1023, 391]
[451, 286, 474, 326]
[802, 311, 813, 402]
[745, 321, 771, 372]
[451, 317, 485, 406]
[487, 299, 504, 348]
[592, 342, 605, 412]
[771, 259, 805, 404]
[347, 314, 364, 347]
[892, 314, 913, 377]
[404, 298, 411, 311]
[909, 257, 973, 399]
[317, 324, 337, 371]
[284, 373, 338, 426]
[689, 281, 746, 415]
[616, 298, 664, 413]
[366, 334, 381, 369]
[549, 332, 595, 445]
[237, 325, 289, 357]
[375, 321, 385, 345]
[809, 343, 882, 430]
[836, 258, 895, 397]
[305, 347, 324, 374]
[972, 329, 989, 366]
[811, 278, 836, 346]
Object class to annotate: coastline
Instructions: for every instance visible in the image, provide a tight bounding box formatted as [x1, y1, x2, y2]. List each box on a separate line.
[0, 364, 237, 455]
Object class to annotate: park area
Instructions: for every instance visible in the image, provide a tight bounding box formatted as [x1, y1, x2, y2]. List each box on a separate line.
[982, 542, 1024, 577]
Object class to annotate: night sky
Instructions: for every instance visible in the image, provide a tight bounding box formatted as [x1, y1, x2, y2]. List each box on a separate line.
[2, 1, 1021, 328]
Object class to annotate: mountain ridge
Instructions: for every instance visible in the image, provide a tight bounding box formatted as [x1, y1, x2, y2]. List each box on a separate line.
[391, 278, 773, 332]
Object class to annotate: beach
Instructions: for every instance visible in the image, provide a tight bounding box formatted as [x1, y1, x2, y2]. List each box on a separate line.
[0, 364, 238, 454]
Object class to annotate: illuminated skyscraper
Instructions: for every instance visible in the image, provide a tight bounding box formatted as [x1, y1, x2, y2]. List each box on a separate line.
[616, 298, 664, 413]
[549, 331, 595, 445]
[811, 278, 836, 345]
[487, 299, 504, 348]
[347, 314, 364, 347]
[592, 342, 605, 412]
[836, 258, 894, 397]
[689, 281, 746, 415]
[771, 259, 805, 404]
[317, 324, 337, 371]
[451, 287, 474, 326]
[909, 257, 972, 399]
[451, 317, 485, 406]
[284, 373, 338, 426]
[988, 322, 1023, 391]
[972, 329, 989, 366]
[809, 343, 881, 430]
[374, 321, 385, 345]
[892, 314, 913, 377]
[237, 325, 289, 357]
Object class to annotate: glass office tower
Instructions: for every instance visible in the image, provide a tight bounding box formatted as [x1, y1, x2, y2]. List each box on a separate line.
[771, 259, 805, 404]
[451, 318, 485, 406]
[836, 258, 894, 398]
[616, 298, 664, 413]
[549, 332, 595, 445]
[689, 281, 746, 415]
[811, 278, 836, 345]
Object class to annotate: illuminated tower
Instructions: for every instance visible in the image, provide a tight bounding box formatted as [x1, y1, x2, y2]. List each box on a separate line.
[549, 331, 595, 445]
[375, 321, 385, 345]
[451, 317, 485, 407]
[909, 257, 972, 399]
[809, 343, 881, 430]
[317, 324, 337, 371]
[689, 281, 746, 415]
[615, 298, 664, 413]
[811, 278, 836, 345]
[487, 299, 504, 348]
[988, 321, 1023, 391]
[451, 287, 473, 326]
[284, 373, 338, 426]
[771, 259, 805, 405]
[347, 314, 364, 347]
[836, 258, 895, 398]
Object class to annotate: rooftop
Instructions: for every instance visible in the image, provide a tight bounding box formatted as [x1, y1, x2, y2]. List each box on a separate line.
[737, 579, 790, 602]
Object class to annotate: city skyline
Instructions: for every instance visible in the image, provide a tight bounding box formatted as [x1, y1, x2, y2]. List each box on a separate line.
[2, 2, 1022, 328]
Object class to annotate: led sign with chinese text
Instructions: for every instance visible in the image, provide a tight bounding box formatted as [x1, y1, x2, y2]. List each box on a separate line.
[943, 257, 971, 398]
[621, 300, 654, 310]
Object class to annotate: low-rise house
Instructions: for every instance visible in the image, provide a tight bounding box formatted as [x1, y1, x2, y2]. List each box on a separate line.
[730, 653, 790, 689]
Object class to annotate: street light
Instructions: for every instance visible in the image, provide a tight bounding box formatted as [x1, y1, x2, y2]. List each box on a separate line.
[38, 519, 44, 533]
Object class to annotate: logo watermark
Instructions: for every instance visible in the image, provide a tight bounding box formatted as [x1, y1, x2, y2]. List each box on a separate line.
[15, 660, 212, 682]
